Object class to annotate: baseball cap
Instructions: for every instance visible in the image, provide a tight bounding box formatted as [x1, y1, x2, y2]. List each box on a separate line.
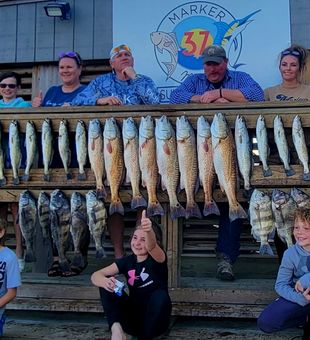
[202, 45, 226, 64]
[110, 44, 132, 61]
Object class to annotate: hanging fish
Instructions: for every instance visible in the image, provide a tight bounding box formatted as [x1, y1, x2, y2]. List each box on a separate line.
[41, 118, 54, 182]
[256, 115, 272, 177]
[75, 120, 88, 181]
[291, 187, 310, 209]
[58, 119, 72, 180]
[23, 120, 38, 181]
[9, 120, 21, 185]
[0, 123, 6, 186]
[38, 191, 51, 243]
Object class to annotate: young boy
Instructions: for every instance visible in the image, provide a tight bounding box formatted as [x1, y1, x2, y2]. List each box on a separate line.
[258, 208, 310, 339]
[0, 217, 21, 336]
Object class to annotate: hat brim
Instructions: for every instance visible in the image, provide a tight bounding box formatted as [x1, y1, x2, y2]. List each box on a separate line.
[203, 56, 224, 64]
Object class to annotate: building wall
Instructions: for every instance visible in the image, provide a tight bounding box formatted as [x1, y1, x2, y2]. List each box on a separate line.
[0, 0, 113, 63]
[0, 0, 308, 65]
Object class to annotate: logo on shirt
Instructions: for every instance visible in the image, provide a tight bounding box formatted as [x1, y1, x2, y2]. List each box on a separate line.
[128, 267, 150, 286]
[150, 2, 260, 85]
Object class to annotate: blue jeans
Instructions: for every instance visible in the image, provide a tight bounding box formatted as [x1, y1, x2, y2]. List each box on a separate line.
[215, 203, 243, 263]
[258, 297, 310, 333]
[0, 313, 6, 336]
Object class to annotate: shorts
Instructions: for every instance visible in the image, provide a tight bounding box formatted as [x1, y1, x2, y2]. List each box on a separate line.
[0, 313, 6, 336]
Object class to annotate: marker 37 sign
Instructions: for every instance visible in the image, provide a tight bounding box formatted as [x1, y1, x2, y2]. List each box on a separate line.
[150, 1, 260, 84]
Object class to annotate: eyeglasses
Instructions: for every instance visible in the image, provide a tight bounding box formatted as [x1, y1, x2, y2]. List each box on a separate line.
[59, 51, 82, 65]
[281, 49, 301, 57]
[0, 83, 17, 89]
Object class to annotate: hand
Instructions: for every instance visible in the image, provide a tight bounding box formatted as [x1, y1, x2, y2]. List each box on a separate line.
[96, 96, 122, 105]
[295, 280, 304, 293]
[213, 97, 230, 103]
[32, 90, 43, 107]
[102, 276, 117, 293]
[303, 287, 310, 301]
[200, 90, 220, 103]
[122, 66, 137, 80]
[140, 210, 152, 233]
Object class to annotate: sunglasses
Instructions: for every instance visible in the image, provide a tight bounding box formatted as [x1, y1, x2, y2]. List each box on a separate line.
[112, 44, 131, 54]
[281, 49, 301, 57]
[59, 51, 82, 65]
[0, 83, 17, 89]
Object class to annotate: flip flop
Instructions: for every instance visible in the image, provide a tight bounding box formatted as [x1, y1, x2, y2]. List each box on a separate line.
[47, 261, 61, 277]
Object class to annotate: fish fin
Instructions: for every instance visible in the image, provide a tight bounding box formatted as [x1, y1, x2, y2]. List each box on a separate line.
[78, 172, 87, 181]
[96, 187, 107, 200]
[106, 141, 112, 154]
[259, 243, 274, 256]
[43, 174, 50, 182]
[13, 176, 20, 185]
[163, 142, 170, 155]
[303, 172, 310, 181]
[22, 174, 30, 182]
[131, 195, 147, 210]
[0, 177, 7, 187]
[263, 167, 272, 177]
[185, 202, 202, 219]
[170, 202, 186, 220]
[203, 200, 220, 217]
[66, 172, 72, 180]
[96, 247, 106, 259]
[147, 201, 165, 217]
[229, 203, 248, 222]
[285, 167, 295, 177]
[24, 248, 36, 263]
[109, 200, 124, 216]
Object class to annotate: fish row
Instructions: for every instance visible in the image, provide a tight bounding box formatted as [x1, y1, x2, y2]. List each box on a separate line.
[249, 187, 310, 256]
[18, 189, 107, 271]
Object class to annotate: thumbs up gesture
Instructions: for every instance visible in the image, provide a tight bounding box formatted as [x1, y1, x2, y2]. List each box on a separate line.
[140, 210, 152, 233]
[32, 90, 43, 107]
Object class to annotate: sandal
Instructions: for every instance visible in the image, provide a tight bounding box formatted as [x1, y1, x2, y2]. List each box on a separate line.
[47, 261, 61, 277]
[60, 270, 79, 277]
[70, 262, 88, 276]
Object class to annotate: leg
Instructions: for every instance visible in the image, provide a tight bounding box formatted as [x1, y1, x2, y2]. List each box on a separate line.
[139, 290, 172, 339]
[108, 213, 125, 259]
[258, 297, 310, 333]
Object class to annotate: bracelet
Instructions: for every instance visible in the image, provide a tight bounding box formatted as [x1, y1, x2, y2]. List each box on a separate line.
[219, 88, 222, 98]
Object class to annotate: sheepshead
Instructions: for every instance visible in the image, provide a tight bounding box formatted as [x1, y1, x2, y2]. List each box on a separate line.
[19, 190, 37, 262]
[58, 119, 72, 180]
[197, 116, 219, 216]
[70, 192, 89, 268]
[155, 115, 186, 220]
[291, 187, 310, 209]
[139, 116, 164, 217]
[256, 115, 272, 177]
[41, 118, 53, 182]
[104, 118, 124, 216]
[211, 113, 247, 222]
[23, 121, 38, 181]
[0, 124, 6, 186]
[249, 189, 274, 255]
[86, 190, 107, 258]
[49, 189, 71, 272]
[176, 116, 201, 219]
[292, 115, 310, 180]
[274, 115, 295, 176]
[88, 119, 106, 199]
[272, 189, 296, 247]
[123, 117, 147, 210]
[75, 120, 88, 181]
[38, 191, 50, 242]
[9, 120, 21, 185]
[235, 115, 252, 191]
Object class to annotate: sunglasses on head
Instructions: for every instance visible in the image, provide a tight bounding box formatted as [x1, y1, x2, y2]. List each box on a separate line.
[0, 83, 17, 89]
[59, 51, 82, 65]
[281, 49, 301, 57]
[112, 45, 131, 54]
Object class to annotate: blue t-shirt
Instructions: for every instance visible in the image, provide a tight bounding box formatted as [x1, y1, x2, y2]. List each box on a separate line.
[42, 85, 86, 107]
[0, 247, 21, 318]
[0, 97, 31, 108]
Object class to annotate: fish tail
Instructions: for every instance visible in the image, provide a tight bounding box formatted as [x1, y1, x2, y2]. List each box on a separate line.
[96, 187, 107, 200]
[24, 248, 36, 263]
[229, 203, 248, 222]
[203, 200, 220, 217]
[131, 195, 147, 210]
[285, 167, 295, 177]
[170, 203, 186, 220]
[185, 202, 202, 219]
[22, 174, 30, 182]
[147, 201, 165, 217]
[77, 172, 87, 181]
[0, 177, 6, 187]
[303, 172, 310, 181]
[66, 172, 72, 180]
[96, 247, 106, 259]
[13, 176, 20, 185]
[43, 173, 50, 182]
[259, 243, 274, 256]
[109, 201, 124, 216]
[263, 167, 272, 177]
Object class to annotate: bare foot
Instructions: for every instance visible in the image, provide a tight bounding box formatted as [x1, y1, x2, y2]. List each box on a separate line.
[111, 322, 126, 340]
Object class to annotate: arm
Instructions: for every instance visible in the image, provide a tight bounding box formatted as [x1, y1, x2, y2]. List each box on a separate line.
[91, 262, 119, 292]
[170, 75, 202, 104]
[0, 287, 17, 308]
[233, 72, 264, 102]
[131, 75, 160, 104]
[275, 251, 309, 306]
[140, 210, 166, 263]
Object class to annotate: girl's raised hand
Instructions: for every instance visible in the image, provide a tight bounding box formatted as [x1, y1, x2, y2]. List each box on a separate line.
[140, 210, 152, 232]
